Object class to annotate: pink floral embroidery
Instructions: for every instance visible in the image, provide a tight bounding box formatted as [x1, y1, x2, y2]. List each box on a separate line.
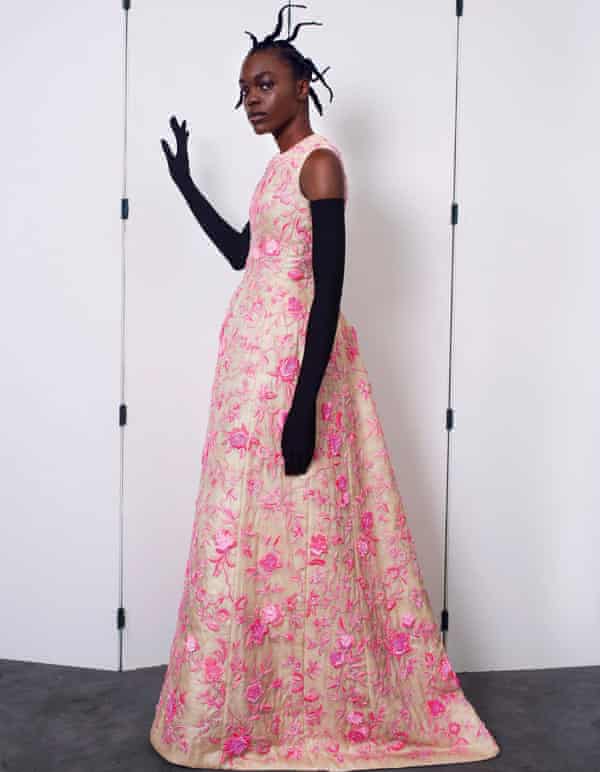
[287, 267, 305, 281]
[247, 617, 269, 646]
[258, 551, 282, 573]
[228, 425, 249, 450]
[260, 602, 284, 626]
[275, 356, 300, 382]
[246, 681, 264, 703]
[149, 133, 500, 770]
[222, 728, 252, 760]
[387, 630, 412, 658]
[184, 634, 198, 653]
[214, 529, 236, 553]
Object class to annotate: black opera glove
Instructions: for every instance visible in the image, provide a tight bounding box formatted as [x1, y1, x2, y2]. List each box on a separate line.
[281, 197, 346, 476]
[160, 115, 250, 271]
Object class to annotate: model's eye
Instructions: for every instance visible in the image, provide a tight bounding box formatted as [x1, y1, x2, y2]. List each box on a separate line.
[260, 81, 274, 90]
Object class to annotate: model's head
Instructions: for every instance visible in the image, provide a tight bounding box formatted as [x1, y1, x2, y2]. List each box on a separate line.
[236, 3, 334, 135]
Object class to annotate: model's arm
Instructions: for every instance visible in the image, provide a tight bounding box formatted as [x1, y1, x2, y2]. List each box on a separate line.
[175, 175, 250, 271]
[281, 149, 346, 476]
[160, 115, 250, 271]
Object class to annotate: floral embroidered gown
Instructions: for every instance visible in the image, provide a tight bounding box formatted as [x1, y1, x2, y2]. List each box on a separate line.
[149, 132, 500, 770]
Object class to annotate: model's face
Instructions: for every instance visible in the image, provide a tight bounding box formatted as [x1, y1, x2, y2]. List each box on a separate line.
[238, 50, 306, 134]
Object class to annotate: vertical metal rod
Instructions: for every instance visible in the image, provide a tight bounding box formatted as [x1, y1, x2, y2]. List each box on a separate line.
[440, 0, 464, 647]
[117, 0, 131, 672]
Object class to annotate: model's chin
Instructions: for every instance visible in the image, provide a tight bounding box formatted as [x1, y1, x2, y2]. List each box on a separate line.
[250, 119, 269, 134]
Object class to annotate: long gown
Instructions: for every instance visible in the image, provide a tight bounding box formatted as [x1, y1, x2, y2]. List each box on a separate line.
[149, 132, 501, 770]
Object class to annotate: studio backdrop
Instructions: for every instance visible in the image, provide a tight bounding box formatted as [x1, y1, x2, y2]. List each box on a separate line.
[0, 0, 598, 672]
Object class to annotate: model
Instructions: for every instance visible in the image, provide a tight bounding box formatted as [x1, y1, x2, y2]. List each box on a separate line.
[149, 4, 501, 769]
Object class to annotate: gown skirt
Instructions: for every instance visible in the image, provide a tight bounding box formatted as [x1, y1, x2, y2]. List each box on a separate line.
[149, 132, 501, 769]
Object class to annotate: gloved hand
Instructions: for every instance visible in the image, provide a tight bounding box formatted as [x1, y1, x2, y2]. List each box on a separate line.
[160, 115, 250, 270]
[281, 197, 346, 476]
[281, 400, 317, 476]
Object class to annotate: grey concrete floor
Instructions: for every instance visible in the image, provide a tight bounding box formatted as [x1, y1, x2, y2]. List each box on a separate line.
[1, 659, 598, 771]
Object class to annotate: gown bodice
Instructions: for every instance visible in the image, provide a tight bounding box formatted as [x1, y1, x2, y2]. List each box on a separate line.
[244, 132, 348, 293]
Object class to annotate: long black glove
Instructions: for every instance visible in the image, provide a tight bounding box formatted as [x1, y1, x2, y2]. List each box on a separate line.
[281, 197, 346, 476]
[160, 115, 250, 271]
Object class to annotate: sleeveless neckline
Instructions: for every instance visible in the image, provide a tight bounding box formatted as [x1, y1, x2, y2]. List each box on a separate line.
[273, 131, 322, 158]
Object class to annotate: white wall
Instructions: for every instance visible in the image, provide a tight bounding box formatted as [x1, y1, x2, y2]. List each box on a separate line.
[1, 0, 598, 673]
[0, 1, 122, 667]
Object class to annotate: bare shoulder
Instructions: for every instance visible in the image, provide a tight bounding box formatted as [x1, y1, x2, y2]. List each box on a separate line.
[299, 147, 345, 200]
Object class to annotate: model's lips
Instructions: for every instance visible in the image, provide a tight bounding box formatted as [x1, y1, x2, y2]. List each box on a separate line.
[249, 112, 267, 123]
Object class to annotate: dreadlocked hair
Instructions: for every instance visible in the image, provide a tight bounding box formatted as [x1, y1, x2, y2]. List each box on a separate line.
[234, 3, 334, 116]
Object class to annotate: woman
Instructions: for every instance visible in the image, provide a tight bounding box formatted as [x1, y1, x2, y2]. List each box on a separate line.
[150, 4, 501, 769]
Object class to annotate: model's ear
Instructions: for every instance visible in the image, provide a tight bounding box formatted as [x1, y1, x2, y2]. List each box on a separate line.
[297, 76, 311, 101]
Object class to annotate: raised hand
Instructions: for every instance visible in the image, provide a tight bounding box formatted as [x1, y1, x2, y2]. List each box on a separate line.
[160, 115, 192, 185]
[160, 115, 250, 271]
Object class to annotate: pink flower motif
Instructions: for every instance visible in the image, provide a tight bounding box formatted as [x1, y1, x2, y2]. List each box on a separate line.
[185, 634, 198, 653]
[357, 536, 370, 557]
[204, 656, 224, 683]
[272, 677, 283, 689]
[259, 551, 283, 573]
[329, 649, 345, 668]
[287, 267, 305, 281]
[327, 431, 343, 457]
[345, 326, 359, 362]
[258, 383, 277, 401]
[387, 631, 412, 658]
[260, 603, 284, 626]
[322, 401, 333, 421]
[304, 688, 320, 702]
[338, 633, 354, 649]
[247, 478, 261, 495]
[291, 671, 304, 693]
[357, 379, 371, 398]
[360, 510, 374, 530]
[401, 613, 416, 628]
[306, 705, 323, 724]
[214, 529, 237, 554]
[223, 729, 252, 758]
[448, 722, 461, 735]
[427, 699, 446, 717]
[228, 425, 249, 450]
[335, 474, 348, 491]
[251, 298, 264, 315]
[310, 533, 328, 558]
[246, 681, 264, 703]
[262, 237, 281, 256]
[348, 724, 370, 743]
[247, 618, 269, 645]
[347, 710, 364, 725]
[165, 689, 178, 721]
[287, 296, 305, 318]
[277, 356, 300, 382]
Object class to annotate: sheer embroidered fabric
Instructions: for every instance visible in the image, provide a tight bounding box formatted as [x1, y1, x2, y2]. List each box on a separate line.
[149, 132, 501, 769]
